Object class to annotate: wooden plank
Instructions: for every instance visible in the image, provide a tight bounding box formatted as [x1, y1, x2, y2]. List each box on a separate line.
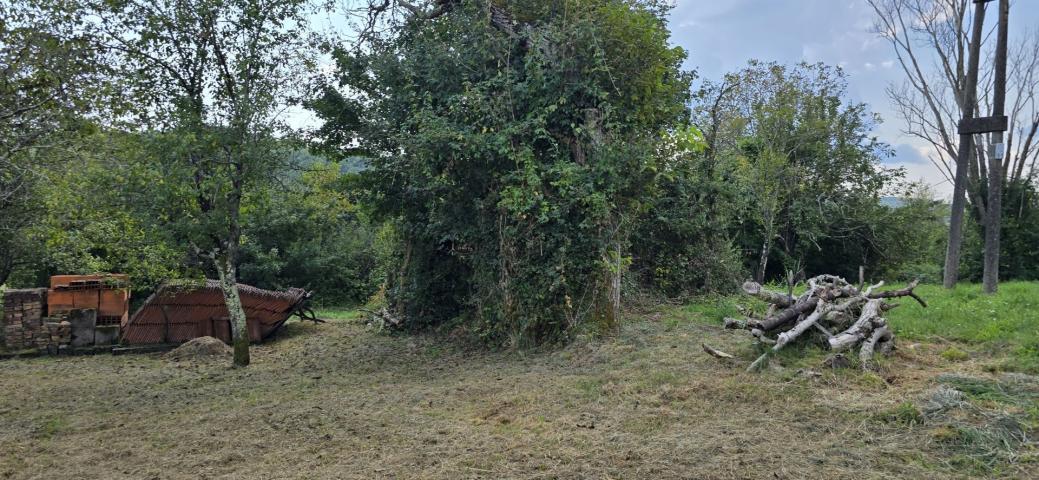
[958, 115, 1008, 134]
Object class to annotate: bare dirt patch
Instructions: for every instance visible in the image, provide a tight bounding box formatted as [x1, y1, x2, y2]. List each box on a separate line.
[0, 311, 1034, 479]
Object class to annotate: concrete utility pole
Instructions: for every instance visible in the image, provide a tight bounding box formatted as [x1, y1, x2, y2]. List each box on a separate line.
[943, 0, 987, 289]
[983, 0, 1009, 294]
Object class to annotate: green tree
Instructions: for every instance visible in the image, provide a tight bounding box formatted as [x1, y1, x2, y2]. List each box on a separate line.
[239, 158, 383, 305]
[0, 0, 103, 285]
[315, 0, 690, 345]
[628, 123, 741, 297]
[87, 0, 315, 366]
[964, 179, 1039, 281]
[719, 62, 901, 281]
[5, 131, 189, 293]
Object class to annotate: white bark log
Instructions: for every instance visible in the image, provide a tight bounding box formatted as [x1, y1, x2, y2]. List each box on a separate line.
[741, 281, 794, 307]
[828, 299, 884, 352]
[775, 302, 827, 349]
[860, 325, 893, 369]
[702, 343, 734, 359]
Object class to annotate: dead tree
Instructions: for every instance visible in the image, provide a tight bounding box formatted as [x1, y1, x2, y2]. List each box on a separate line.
[868, 1, 1039, 288]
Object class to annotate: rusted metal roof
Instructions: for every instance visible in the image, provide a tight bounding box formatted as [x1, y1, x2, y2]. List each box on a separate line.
[122, 280, 309, 345]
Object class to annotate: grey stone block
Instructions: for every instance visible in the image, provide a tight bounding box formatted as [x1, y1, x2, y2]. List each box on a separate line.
[68, 309, 97, 347]
[94, 325, 120, 346]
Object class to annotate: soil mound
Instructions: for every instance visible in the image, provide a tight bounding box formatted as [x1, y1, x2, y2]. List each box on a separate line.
[165, 336, 232, 362]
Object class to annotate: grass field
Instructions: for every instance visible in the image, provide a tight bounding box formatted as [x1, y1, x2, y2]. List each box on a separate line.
[674, 281, 1039, 374]
[0, 283, 1036, 479]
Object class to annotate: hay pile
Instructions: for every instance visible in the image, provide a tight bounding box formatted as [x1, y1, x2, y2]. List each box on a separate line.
[165, 336, 232, 362]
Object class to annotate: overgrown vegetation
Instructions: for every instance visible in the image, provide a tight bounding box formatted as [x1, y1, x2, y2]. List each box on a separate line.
[314, 0, 693, 345]
[1, 0, 1038, 348]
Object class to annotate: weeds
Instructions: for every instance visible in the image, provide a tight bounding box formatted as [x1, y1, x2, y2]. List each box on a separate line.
[941, 347, 970, 362]
[882, 401, 924, 425]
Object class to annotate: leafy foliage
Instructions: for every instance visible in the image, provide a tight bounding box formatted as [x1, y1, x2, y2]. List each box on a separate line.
[0, 0, 107, 285]
[239, 160, 383, 305]
[629, 124, 742, 296]
[715, 62, 905, 282]
[316, 0, 692, 344]
[963, 179, 1039, 282]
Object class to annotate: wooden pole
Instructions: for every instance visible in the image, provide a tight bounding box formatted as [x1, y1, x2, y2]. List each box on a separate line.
[943, 1, 987, 289]
[983, 0, 1009, 294]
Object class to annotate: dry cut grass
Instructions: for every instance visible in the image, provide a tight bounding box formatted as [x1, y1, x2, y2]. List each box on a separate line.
[0, 307, 1036, 479]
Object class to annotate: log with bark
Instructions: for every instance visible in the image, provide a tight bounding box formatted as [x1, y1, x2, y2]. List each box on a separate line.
[733, 275, 924, 372]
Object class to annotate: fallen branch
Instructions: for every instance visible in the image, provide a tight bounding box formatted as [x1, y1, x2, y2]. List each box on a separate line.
[741, 281, 794, 307]
[828, 299, 884, 352]
[702, 343, 734, 359]
[860, 323, 893, 369]
[749, 298, 819, 331]
[723, 317, 748, 330]
[868, 279, 927, 307]
[361, 307, 405, 330]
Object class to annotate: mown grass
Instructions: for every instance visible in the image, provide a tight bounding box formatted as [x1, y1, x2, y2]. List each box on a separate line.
[1, 286, 1036, 478]
[887, 282, 1039, 373]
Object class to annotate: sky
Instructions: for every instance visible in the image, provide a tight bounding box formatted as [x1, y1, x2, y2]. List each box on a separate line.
[666, 0, 1039, 198]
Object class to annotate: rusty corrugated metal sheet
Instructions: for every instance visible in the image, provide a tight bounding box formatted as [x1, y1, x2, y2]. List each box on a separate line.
[122, 280, 308, 345]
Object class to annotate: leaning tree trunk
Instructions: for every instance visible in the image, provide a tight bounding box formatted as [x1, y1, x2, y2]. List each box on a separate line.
[216, 253, 250, 367]
[214, 181, 249, 367]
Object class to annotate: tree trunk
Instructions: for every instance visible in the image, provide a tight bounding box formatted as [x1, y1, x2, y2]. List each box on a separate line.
[756, 237, 771, 283]
[944, 1, 987, 289]
[217, 166, 249, 367]
[216, 253, 250, 367]
[609, 240, 622, 325]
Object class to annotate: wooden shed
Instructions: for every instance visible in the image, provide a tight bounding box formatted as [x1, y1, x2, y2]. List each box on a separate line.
[122, 280, 309, 345]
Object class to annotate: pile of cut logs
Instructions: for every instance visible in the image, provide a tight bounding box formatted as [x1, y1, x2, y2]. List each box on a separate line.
[724, 275, 927, 371]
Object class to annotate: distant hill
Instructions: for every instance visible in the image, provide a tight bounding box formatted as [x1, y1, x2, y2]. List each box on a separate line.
[880, 196, 906, 208]
[340, 156, 368, 174]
